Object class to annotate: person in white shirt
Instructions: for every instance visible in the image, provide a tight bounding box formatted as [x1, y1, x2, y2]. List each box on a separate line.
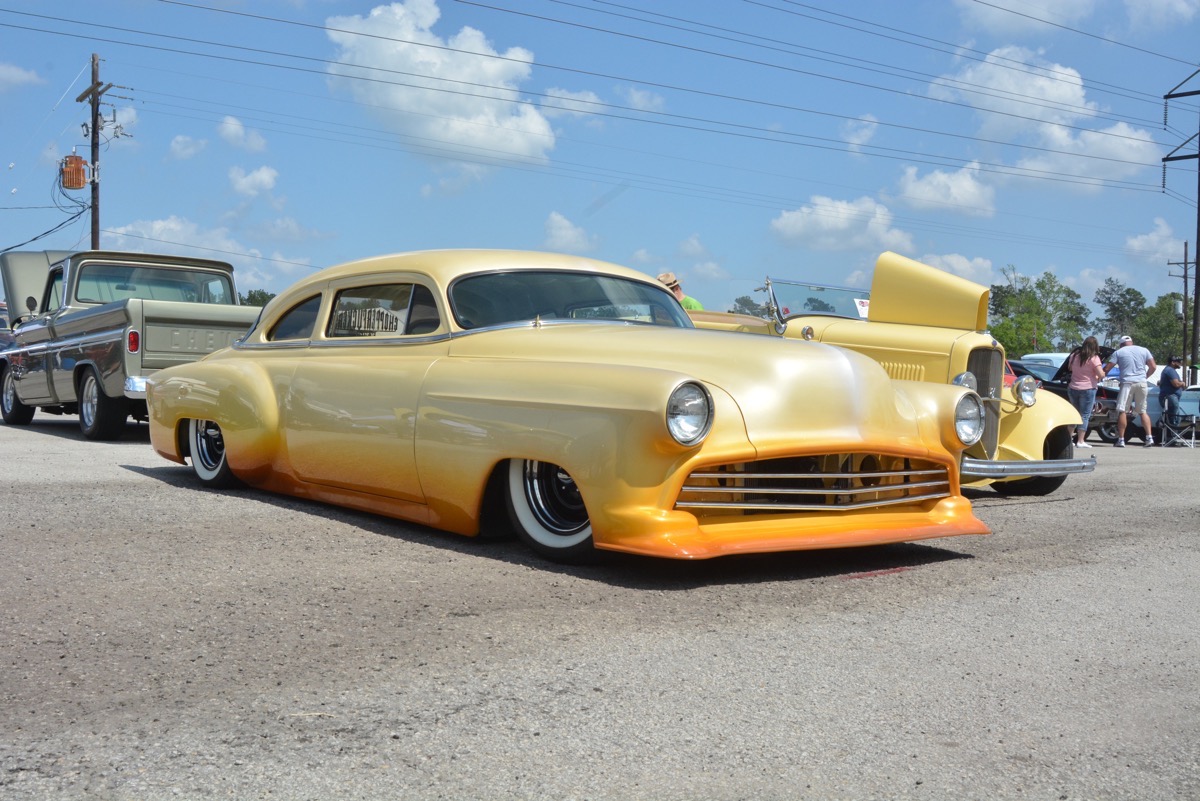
[1102, 335, 1156, 447]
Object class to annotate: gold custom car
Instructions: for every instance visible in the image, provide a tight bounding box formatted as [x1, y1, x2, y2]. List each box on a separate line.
[690, 251, 1095, 496]
[147, 250, 990, 562]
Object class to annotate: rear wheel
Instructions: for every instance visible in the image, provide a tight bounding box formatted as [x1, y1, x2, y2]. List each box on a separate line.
[188, 418, 240, 487]
[1096, 422, 1119, 444]
[505, 459, 595, 562]
[78, 368, 127, 440]
[992, 426, 1073, 497]
[1, 364, 35, 425]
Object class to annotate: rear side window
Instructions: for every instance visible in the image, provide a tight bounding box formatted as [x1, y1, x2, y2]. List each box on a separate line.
[268, 295, 321, 341]
[327, 283, 440, 338]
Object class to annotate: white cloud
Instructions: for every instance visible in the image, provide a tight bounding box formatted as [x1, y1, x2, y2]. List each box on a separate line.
[770, 196, 913, 252]
[218, 116, 267, 152]
[543, 212, 596, 253]
[629, 248, 654, 265]
[0, 63, 42, 91]
[919, 252, 996, 285]
[619, 86, 664, 113]
[693, 260, 729, 281]
[1125, 217, 1184, 265]
[326, 0, 556, 173]
[953, 0, 1097, 33]
[1124, 0, 1200, 29]
[253, 216, 326, 243]
[842, 114, 878, 153]
[100, 215, 308, 291]
[542, 88, 603, 119]
[679, 234, 708, 259]
[931, 47, 1158, 187]
[229, 165, 278, 197]
[169, 135, 207, 160]
[896, 163, 995, 216]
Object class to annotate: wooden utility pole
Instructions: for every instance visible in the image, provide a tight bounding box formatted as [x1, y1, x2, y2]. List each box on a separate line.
[1168, 242, 1189, 362]
[74, 53, 112, 249]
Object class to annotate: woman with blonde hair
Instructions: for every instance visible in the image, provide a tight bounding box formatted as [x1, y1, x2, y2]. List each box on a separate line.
[1065, 336, 1107, 447]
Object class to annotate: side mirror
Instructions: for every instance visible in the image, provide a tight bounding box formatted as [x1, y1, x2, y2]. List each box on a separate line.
[25, 296, 37, 313]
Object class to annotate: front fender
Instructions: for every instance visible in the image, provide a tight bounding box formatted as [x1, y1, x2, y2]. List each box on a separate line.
[996, 390, 1081, 462]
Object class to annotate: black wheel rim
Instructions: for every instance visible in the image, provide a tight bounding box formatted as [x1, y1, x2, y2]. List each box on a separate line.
[523, 461, 588, 536]
[195, 420, 225, 471]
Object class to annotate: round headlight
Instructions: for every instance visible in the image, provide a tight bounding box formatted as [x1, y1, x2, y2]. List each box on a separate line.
[955, 392, 984, 446]
[667, 382, 712, 445]
[951, 371, 978, 392]
[1013, 374, 1038, 407]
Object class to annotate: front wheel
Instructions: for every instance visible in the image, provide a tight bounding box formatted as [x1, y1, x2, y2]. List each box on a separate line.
[505, 459, 595, 563]
[1, 364, 35, 425]
[78, 368, 127, 440]
[188, 418, 240, 488]
[992, 426, 1073, 497]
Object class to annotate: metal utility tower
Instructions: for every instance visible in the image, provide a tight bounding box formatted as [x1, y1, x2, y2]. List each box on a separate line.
[1163, 72, 1200, 382]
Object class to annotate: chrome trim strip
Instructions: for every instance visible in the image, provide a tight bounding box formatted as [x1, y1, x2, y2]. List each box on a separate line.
[676, 492, 952, 512]
[680, 478, 950, 497]
[960, 455, 1096, 479]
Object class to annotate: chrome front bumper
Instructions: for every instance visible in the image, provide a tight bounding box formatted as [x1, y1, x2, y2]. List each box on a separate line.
[961, 455, 1096, 480]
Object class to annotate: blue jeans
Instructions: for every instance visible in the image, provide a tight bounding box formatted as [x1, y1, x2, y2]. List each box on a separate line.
[1161, 393, 1181, 427]
[1068, 387, 1097, 436]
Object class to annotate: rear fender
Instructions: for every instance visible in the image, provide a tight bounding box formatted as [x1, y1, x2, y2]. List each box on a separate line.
[148, 361, 280, 482]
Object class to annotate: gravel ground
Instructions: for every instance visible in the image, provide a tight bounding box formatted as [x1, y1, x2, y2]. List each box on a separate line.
[1, 417, 1197, 800]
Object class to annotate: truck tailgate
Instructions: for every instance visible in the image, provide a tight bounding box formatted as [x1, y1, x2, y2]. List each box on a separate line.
[135, 299, 260, 370]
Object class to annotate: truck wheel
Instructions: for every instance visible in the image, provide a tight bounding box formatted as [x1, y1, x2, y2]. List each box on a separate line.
[188, 419, 240, 487]
[78, 368, 128, 440]
[992, 426, 1072, 497]
[1, 364, 35, 425]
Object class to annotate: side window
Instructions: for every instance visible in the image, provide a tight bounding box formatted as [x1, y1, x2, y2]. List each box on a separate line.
[42, 269, 64, 312]
[268, 295, 321, 341]
[327, 283, 440, 338]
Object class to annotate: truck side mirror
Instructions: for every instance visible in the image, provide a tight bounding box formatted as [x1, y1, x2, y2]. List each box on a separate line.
[25, 296, 37, 313]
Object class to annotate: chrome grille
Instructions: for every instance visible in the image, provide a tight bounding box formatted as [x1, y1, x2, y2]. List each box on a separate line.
[966, 347, 1003, 459]
[676, 454, 951, 513]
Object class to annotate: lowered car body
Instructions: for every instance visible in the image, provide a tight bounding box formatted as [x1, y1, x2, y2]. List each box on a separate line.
[148, 250, 989, 562]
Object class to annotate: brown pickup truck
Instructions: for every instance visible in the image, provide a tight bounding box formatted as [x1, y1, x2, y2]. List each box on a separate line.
[0, 250, 261, 440]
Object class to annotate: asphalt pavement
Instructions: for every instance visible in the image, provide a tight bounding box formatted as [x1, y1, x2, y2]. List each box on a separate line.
[0, 418, 1197, 800]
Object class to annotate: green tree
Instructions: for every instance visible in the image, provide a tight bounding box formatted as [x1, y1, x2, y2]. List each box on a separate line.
[1033, 272, 1089, 349]
[1135, 293, 1185, 361]
[728, 295, 768, 317]
[989, 266, 1092, 354]
[239, 288, 276, 307]
[1093, 278, 1145, 345]
[804, 296, 836, 312]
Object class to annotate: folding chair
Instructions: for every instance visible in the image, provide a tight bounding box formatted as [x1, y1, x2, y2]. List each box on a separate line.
[1160, 412, 1197, 448]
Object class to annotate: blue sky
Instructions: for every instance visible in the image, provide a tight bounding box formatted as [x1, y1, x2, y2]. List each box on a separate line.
[2, 0, 1199, 315]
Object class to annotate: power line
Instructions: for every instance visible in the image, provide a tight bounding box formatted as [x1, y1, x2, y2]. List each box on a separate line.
[968, 0, 1200, 68]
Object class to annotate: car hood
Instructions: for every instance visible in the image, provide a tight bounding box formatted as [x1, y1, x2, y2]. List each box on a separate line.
[446, 322, 931, 450]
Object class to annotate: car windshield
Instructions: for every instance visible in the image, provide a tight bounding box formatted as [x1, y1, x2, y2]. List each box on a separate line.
[768, 278, 870, 319]
[450, 270, 693, 330]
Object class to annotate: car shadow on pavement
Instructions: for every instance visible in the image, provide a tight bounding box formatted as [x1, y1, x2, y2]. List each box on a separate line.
[4, 418, 151, 442]
[125, 463, 976, 590]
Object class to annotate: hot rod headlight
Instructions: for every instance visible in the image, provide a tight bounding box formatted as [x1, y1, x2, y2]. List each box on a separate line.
[951, 371, 978, 392]
[1013, 374, 1038, 407]
[955, 392, 984, 446]
[667, 382, 712, 446]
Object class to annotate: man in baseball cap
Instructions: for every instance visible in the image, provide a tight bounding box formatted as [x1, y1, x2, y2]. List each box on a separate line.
[1159, 354, 1186, 431]
[1102, 335, 1156, 446]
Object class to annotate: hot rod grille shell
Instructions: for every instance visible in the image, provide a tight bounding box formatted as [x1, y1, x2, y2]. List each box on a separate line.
[676, 454, 951, 513]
